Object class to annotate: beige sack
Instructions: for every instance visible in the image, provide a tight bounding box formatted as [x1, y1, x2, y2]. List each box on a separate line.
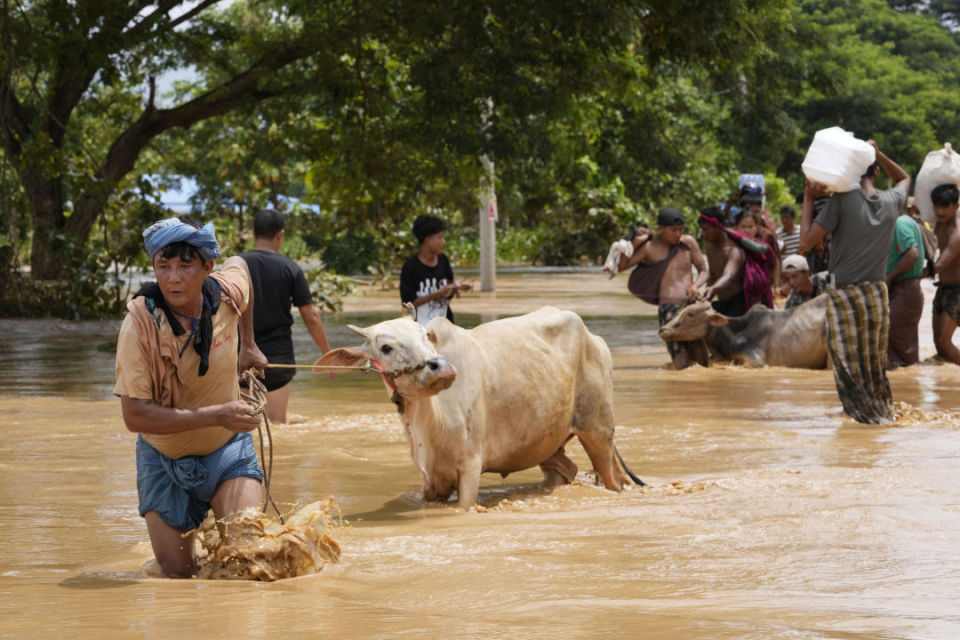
[915, 143, 960, 223]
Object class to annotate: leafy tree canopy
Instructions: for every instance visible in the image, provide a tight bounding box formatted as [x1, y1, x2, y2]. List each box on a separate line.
[2, 0, 959, 316]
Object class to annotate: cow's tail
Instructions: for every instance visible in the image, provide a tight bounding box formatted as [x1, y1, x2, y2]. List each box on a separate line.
[614, 445, 646, 487]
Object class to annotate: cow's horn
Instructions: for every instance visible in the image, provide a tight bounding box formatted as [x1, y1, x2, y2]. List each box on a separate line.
[402, 302, 417, 322]
[346, 324, 371, 339]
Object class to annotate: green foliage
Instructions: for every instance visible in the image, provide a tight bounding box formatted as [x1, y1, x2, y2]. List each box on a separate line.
[6, 0, 960, 317]
[303, 266, 357, 314]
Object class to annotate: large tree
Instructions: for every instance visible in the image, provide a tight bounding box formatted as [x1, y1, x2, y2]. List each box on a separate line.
[0, 0, 357, 279]
[1, 0, 793, 286]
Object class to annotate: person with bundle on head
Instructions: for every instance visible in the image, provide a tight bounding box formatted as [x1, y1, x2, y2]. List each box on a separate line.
[799, 139, 909, 423]
[930, 184, 960, 365]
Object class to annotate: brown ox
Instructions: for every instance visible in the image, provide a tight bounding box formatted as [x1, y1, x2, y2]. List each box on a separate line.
[314, 306, 642, 509]
[658, 296, 828, 369]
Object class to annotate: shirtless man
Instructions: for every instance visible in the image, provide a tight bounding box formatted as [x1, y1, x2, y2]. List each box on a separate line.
[931, 184, 960, 364]
[697, 207, 747, 317]
[617, 207, 709, 369]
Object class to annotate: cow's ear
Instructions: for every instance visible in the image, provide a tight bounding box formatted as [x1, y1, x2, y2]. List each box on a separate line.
[402, 302, 417, 322]
[313, 347, 369, 373]
[709, 313, 729, 326]
[427, 328, 439, 347]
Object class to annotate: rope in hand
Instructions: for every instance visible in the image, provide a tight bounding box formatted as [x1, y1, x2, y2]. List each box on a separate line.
[239, 368, 283, 522]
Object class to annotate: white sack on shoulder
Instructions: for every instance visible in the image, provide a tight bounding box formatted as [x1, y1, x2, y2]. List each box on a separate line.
[914, 143, 960, 223]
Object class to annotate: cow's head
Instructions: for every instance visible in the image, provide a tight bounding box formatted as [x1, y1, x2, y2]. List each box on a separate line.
[657, 301, 728, 341]
[314, 311, 457, 404]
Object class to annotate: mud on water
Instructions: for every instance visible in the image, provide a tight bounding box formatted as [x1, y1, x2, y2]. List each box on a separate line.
[1, 273, 960, 638]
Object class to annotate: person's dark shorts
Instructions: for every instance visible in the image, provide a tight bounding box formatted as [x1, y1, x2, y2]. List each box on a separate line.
[933, 281, 960, 324]
[261, 351, 296, 391]
[712, 295, 747, 318]
[137, 433, 263, 531]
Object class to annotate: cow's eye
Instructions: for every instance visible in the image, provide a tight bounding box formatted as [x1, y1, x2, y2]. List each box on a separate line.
[380, 345, 393, 355]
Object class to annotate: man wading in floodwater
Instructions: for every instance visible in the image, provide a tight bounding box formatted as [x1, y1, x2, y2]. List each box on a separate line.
[114, 216, 268, 578]
[614, 207, 710, 369]
[799, 140, 909, 424]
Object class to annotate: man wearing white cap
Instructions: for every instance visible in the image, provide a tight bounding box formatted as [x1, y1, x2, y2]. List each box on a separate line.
[782, 254, 829, 309]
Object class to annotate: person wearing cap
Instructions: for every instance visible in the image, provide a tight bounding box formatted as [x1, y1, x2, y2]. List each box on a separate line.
[114, 215, 268, 578]
[885, 204, 926, 367]
[400, 214, 472, 327]
[782, 254, 829, 309]
[724, 181, 777, 232]
[799, 139, 909, 424]
[241, 209, 332, 424]
[615, 206, 709, 369]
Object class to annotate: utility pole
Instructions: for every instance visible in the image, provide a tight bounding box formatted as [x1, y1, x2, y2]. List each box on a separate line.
[479, 154, 497, 291]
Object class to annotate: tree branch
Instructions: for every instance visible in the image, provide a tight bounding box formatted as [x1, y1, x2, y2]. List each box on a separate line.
[64, 39, 324, 239]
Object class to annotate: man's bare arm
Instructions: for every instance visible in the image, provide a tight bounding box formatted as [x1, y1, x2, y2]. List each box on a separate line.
[869, 140, 910, 196]
[616, 231, 652, 272]
[683, 235, 710, 290]
[704, 247, 744, 298]
[886, 246, 919, 285]
[299, 303, 331, 353]
[934, 230, 960, 275]
[120, 396, 262, 435]
[798, 181, 830, 254]
[230, 256, 267, 374]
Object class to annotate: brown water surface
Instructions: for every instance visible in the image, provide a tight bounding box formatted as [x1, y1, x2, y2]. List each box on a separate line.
[1, 272, 959, 638]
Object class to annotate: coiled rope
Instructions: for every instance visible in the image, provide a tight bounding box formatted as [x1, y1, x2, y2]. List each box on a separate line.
[239, 368, 283, 521]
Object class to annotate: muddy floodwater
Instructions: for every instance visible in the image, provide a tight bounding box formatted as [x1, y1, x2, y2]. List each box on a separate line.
[2, 271, 960, 638]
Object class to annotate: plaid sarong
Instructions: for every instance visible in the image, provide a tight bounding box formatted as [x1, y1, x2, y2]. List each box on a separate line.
[824, 281, 893, 424]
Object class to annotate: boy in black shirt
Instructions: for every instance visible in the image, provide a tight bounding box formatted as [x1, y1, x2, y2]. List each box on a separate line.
[241, 209, 331, 423]
[400, 215, 471, 326]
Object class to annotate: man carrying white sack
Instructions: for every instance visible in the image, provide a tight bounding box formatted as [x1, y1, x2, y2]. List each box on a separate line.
[799, 139, 910, 424]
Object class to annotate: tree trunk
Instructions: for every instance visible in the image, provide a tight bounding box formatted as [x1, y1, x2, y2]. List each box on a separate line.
[23, 173, 68, 280]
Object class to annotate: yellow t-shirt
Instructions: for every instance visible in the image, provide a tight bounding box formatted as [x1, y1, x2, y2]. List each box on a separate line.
[114, 262, 250, 458]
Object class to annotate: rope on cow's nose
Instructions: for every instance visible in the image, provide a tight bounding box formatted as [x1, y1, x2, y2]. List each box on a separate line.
[267, 360, 430, 379]
[239, 368, 283, 522]
[267, 359, 431, 414]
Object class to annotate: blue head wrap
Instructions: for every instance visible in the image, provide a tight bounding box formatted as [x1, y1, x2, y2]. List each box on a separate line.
[143, 217, 221, 261]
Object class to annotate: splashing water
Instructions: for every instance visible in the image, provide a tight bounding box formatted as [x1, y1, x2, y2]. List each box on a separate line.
[193, 499, 343, 581]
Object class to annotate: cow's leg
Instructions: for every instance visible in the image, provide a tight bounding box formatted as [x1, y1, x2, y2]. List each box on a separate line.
[456, 455, 483, 509]
[577, 430, 628, 492]
[539, 443, 578, 487]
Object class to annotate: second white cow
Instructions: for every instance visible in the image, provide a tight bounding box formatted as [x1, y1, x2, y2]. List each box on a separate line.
[314, 306, 641, 508]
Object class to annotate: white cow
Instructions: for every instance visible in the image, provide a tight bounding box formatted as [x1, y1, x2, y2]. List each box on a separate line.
[314, 306, 642, 508]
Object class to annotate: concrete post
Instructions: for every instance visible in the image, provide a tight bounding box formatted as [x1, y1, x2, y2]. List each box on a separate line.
[479, 155, 496, 291]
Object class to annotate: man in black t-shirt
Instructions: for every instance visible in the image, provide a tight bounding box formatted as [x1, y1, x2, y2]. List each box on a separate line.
[241, 209, 331, 423]
[400, 215, 471, 326]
